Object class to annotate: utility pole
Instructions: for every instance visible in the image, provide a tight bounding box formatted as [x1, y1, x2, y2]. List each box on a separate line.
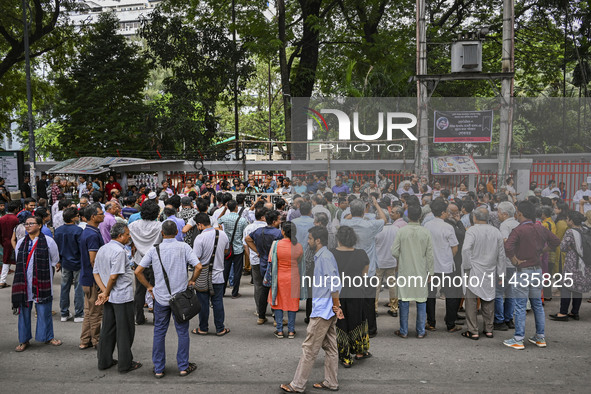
[22, 0, 36, 198]
[232, 0, 240, 162]
[415, 0, 429, 177]
[497, 0, 514, 187]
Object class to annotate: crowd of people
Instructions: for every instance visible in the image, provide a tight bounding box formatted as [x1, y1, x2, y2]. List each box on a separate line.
[0, 170, 590, 392]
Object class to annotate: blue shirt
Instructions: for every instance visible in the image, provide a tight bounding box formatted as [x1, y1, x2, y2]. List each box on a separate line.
[294, 185, 307, 194]
[128, 211, 141, 224]
[54, 223, 83, 271]
[165, 215, 185, 242]
[79, 225, 104, 286]
[41, 225, 53, 239]
[250, 226, 283, 274]
[292, 216, 315, 251]
[121, 207, 138, 220]
[310, 246, 341, 320]
[307, 182, 319, 193]
[332, 184, 350, 194]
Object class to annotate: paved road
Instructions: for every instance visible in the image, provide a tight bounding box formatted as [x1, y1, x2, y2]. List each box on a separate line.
[0, 275, 589, 393]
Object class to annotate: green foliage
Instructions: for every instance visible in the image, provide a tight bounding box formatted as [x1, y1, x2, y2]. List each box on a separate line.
[50, 12, 150, 159]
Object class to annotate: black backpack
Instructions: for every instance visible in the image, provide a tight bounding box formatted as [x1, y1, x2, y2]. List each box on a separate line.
[573, 226, 591, 267]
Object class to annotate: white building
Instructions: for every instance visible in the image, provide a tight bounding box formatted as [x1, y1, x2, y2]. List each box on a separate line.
[69, 0, 161, 36]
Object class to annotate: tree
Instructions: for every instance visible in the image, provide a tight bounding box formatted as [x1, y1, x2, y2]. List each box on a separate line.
[51, 12, 150, 159]
[141, 5, 254, 157]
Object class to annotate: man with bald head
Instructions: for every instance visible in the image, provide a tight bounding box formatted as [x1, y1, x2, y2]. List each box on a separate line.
[573, 182, 591, 213]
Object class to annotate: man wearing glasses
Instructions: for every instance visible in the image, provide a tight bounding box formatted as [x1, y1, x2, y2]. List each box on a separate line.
[12, 216, 62, 352]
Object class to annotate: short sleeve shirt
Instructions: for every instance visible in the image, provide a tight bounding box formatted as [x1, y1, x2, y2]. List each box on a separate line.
[424, 217, 459, 273]
[93, 240, 134, 304]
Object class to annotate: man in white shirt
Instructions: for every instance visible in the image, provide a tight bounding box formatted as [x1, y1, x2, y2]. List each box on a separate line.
[423, 199, 461, 332]
[243, 207, 268, 313]
[573, 182, 591, 213]
[192, 213, 230, 336]
[461, 207, 505, 339]
[374, 220, 399, 317]
[541, 180, 560, 197]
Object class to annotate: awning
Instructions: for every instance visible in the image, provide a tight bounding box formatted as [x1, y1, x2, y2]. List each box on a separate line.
[46, 157, 144, 175]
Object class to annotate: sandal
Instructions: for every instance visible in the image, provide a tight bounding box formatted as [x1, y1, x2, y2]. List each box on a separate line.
[274, 330, 284, 339]
[483, 331, 494, 338]
[216, 328, 230, 336]
[46, 338, 62, 346]
[179, 362, 197, 377]
[121, 361, 142, 373]
[79, 343, 93, 350]
[354, 352, 372, 360]
[394, 330, 407, 338]
[153, 370, 165, 379]
[191, 328, 208, 335]
[15, 342, 29, 352]
[280, 383, 299, 393]
[313, 382, 339, 391]
[288, 331, 296, 339]
[340, 359, 353, 368]
[461, 331, 479, 340]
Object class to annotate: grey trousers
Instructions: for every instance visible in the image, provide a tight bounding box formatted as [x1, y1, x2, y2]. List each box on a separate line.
[465, 289, 494, 335]
[290, 316, 338, 392]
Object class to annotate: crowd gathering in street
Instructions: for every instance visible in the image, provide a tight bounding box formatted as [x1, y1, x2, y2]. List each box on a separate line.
[0, 169, 590, 392]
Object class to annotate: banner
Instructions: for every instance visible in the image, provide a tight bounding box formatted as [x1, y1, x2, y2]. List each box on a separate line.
[433, 110, 493, 143]
[430, 156, 480, 175]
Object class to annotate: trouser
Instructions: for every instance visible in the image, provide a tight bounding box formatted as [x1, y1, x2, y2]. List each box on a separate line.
[427, 272, 461, 329]
[223, 253, 244, 297]
[290, 316, 338, 392]
[134, 267, 153, 324]
[398, 300, 426, 337]
[559, 286, 582, 315]
[512, 267, 545, 341]
[97, 301, 135, 372]
[18, 301, 54, 344]
[306, 298, 312, 320]
[195, 284, 225, 333]
[275, 310, 297, 333]
[364, 287, 377, 334]
[494, 268, 515, 324]
[244, 253, 251, 272]
[255, 265, 270, 319]
[465, 289, 494, 335]
[60, 268, 84, 318]
[81, 284, 103, 347]
[153, 300, 190, 374]
[0, 262, 11, 283]
[374, 267, 398, 312]
[251, 264, 263, 313]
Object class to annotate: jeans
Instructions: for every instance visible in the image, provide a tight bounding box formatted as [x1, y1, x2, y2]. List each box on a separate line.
[195, 284, 225, 333]
[274, 310, 297, 333]
[494, 268, 515, 324]
[153, 301, 190, 374]
[60, 268, 84, 318]
[559, 286, 582, 315]
[223, 253, 244, 297]
[512, 267, 545, 341]
[398, 300, 426, 337]
[18, 301, 54, 344]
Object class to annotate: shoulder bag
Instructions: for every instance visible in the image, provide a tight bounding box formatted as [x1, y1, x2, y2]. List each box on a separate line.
[224, 208, 245, 260]
[155, 245, 201, 323]
[195, 230, 219, 296]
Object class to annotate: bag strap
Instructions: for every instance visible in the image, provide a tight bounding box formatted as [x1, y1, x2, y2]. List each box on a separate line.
[155, 245, 172, 296]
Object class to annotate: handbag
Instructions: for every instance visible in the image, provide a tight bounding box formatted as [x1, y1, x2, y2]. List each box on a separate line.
[155, 245, 201, 323]
[195, 230, 219, 296]
[224, 207, 245, 260]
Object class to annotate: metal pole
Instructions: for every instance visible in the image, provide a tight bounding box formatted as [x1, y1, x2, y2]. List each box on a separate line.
[269, 60, 272, 160]
[232, 0, 239, 160]
[22, 0, 36, 198]
[497, 0, 514, 186]
[415, 0, 429, 177]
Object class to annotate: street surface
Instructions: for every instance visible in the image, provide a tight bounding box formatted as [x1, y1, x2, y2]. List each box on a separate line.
[0, 275, 589, 393]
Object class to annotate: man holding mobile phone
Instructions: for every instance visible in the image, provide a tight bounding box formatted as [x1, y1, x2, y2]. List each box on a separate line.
[573, 182, 591, 213]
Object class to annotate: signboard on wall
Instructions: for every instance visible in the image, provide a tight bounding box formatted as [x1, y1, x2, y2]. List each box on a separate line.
[0, 151, 24, 191]
[433, 110, 493, 143]
[430, 156, 480, 175]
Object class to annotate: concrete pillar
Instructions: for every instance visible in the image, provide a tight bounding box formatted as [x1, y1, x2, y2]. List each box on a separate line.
[516, 168, 530, 200]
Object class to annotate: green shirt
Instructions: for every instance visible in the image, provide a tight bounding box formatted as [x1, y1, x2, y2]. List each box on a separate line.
[391, 222, 434, 302]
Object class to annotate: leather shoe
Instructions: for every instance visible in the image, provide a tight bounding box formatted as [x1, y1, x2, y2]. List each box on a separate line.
[494, 322, 508, 331]
[549, 313, 569, 321]
[387, 310, 398, 317]
[568, 313, 580, 321]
